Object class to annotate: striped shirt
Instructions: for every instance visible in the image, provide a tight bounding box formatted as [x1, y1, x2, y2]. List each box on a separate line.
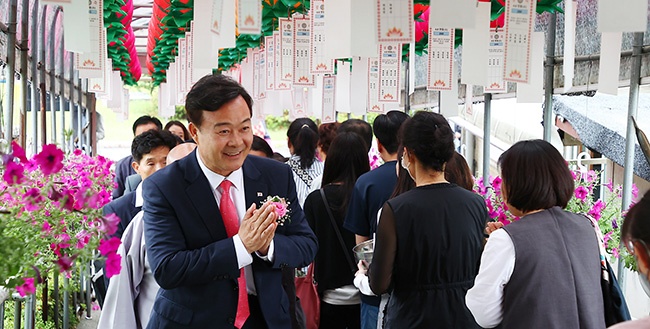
[287, 155, 324, 208]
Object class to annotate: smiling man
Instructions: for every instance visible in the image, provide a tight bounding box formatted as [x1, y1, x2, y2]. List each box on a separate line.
[142, 74, 317, 329]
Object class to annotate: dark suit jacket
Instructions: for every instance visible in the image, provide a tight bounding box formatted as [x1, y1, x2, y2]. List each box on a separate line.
[143, 151, 318, 329]
[112, 155, 136, 199]
[103, 190, 140, 239]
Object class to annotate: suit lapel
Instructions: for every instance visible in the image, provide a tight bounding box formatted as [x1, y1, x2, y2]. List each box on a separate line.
[183, 150, 227, 240]
[243, 158, 268, 210]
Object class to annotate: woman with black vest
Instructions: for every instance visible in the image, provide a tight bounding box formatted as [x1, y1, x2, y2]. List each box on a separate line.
[466, 139, 605, 329]
[367, 111, 487, 328]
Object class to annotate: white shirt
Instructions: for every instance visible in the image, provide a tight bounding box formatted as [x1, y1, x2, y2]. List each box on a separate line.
[196, 152, 275, 295]
[465, 228, 516, 328]
[135, 181, 144, 207]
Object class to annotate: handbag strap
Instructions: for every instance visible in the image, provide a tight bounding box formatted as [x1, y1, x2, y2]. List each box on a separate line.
[319, 188, 357, 273]
[584, 214, 610, 282]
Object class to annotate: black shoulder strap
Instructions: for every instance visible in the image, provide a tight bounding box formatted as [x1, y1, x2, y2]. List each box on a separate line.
[320, 188, 356, 273]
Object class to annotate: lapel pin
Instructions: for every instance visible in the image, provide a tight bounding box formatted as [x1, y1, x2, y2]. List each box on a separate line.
[257, 192, 263, 197]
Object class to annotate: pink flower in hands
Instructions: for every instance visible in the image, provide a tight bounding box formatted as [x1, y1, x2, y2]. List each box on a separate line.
[15, 278, 35, 297]
[105, 253, 122, 278]
[98, 237, 121, 256]
[34, 144, 64, 175]
[273, 201, 287, 218]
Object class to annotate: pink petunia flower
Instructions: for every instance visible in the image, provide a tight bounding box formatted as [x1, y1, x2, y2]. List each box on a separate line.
[105, 253, 122, 278]
[11, 141, 29, 163]
[75, 230, 91, 249]
[33, 144, 64, 175]
[22, 188, 44, 211]
[15, 278, 35, 297]
[3, 160, 25, 185]
[98, 213, 121, 236]
[98, 237, 121, 256]
[574, 186, 589, 201]
[56, 254, 76, 272]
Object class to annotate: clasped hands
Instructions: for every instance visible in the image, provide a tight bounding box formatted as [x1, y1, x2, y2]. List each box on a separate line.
[239, 201, 279, 255]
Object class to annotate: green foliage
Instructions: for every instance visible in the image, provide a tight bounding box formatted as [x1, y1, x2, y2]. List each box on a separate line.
[265, 110, 291, 131]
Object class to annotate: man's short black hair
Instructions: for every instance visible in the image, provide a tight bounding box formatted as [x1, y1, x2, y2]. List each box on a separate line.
[131, 130, 178, 163]
[185, 74, 253, 127]
[373, 110, 409, 154]
[132, 115, 163, 135]
[338, 119, 373, 152]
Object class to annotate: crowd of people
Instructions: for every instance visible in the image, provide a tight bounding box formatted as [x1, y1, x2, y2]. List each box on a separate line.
[95, 74, 649, 329]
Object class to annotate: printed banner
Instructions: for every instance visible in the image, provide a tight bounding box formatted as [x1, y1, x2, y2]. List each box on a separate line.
[291, 87, 309, 119]
[485, 28, 506, 93]
[280, 18, 294, 82]
[322, 76, 336, 123]
[265, 35, 276, 90]
[258, 49, 267, 99]
[76, 0, 105, 78]
[275, 31, 291, 90]
[427, 27, 454, 91]
[293, 17, 315, 86]
[253, 50, 261, 100]
[367, 58, 385, 113]
[237, 0, 262, 35]
[186, 30, 194, 86]
[310, 0, 334, 74]
[377, 0, 414, 43]
[378, 43, 401, 103]
[503, 0, 536, 83]
[89, 58, 111, 94]
[179, 37, 187, 93]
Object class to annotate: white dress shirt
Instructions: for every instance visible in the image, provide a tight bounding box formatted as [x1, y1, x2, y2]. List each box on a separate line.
[465, 228, 516, 328]
[196, 152, 275, 295]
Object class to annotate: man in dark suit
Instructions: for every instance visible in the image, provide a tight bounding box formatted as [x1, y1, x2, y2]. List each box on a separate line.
[143, 74, 318, 329]
[112, 115, 163, 199]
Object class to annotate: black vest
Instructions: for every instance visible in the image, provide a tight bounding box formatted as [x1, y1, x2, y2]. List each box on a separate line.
[502, 207, 606, 329]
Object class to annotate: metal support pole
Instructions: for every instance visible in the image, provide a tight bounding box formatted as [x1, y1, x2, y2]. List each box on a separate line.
[483, 93, 492, 186]
[53, 273, 59, 329]
[77, 76, 83, 151]
[63, 277, 70, 329]
[0, 300, 4, 329]
[19, 0, 29, 147]
[68, 52, 74, 150]
[404, 56, 410, 114]
[619, 31, 644, 284]
[12, 294, 25, 329]
[24, 295, 35, 329]
[48, 7, 61, 144]
[4, 0, 18, 141]
[30, 1, 39, 154]
[85, 263, 92, 319]
[39, 6, 47, 148]
[543, 12, 557, 142]
[59, 34, 66, 149]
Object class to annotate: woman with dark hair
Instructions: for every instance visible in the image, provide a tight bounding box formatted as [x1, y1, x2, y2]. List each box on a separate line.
[317, 122, 341, 162]
[367, 111, 487, 328]
[303, 132, 370, 329]
[164, 120, 191, 142]
[287, 117, 323, 207]
[613, 191, 650, 328]
[466, 139, 605, 329]
[445, 152, 474, 191]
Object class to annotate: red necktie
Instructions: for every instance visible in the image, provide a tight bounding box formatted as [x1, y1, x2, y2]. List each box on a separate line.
[219, 179, 250, 328]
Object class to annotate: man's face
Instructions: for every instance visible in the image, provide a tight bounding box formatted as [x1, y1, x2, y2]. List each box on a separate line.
[189, 96, 253, 176]
[132, 146, 170, 180]
[134, 122, 159, 136]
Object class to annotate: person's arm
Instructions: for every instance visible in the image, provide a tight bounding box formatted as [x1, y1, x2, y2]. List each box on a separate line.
[368, 203, 397, 295]
[264, 165, 318, 270]
[343, 182, 371, 240]
[143, 179, 242, 290]
[465, 229, 515, 328]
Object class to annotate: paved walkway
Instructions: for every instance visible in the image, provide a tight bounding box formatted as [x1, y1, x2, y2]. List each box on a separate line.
[76, 309, 100, 329]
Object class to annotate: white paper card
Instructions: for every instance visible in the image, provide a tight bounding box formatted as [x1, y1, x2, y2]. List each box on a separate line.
[598, 32, 622, 95]
[192, 7, 216, 80]
[186, 31, 194, 86]
[377, 0, 414, 43]
[485, 28, 506, 93]
[237, 0, 262, 35]
[378, 43, 401, 103]
[265, 35, 276, 90]
[89, 58, 111, 94]
[461, 1, 491, 86]
[368, 58, 385, 113]
[336, 61, 352, 113]
[427, 27, 454, 91]
[563, 0, 576, 92]
[517, 32, 544, 103]
[211, 0, 224, 34]
[274, 32, 291, 90]
[598, 0, 648, 32]
[179, 37, 188, 93]
[429, 0, 475, 29]
[503, 0, 536, 83]
[62, 0, 91, 53]
[280, 18, 294, 82]
[214, 0, 236, 48]
[77, 0, 105, 78]
[351, 56, 369, 115]
[324, 0, 378, 59]
[439, 62, 459, 117]
[253, 51, 261, 100]
[322, 76, 337, 123]
[310, 0, 334, 74]
[293, 17, 315, 86]
[291, 87, 309, 119]
[258, 49, 267, 99]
